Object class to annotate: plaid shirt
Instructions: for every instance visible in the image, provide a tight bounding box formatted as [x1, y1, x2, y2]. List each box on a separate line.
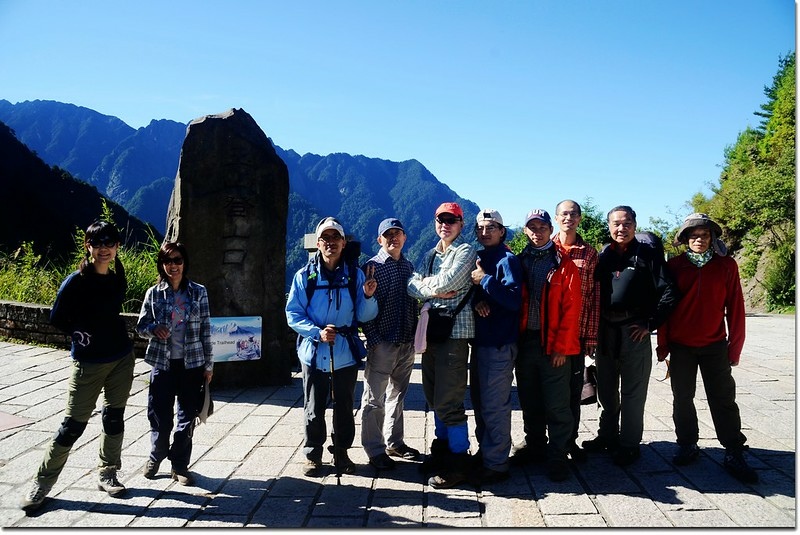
[362, 249, 417, 347]
[554, 233, 599, 346]
[519, 243, 557, 331]
[407, 237, 477, 339]
[136, 280, 213, 371]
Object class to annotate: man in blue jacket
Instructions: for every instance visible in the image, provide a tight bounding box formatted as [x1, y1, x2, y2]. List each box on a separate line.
[286, 217, 378, 477]
[468, 209, 523, 486]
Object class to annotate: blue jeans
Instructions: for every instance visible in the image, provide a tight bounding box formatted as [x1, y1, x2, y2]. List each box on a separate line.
[148, 359, 205, 470]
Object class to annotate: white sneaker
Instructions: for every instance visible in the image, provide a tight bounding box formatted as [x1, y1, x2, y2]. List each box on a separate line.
[20, 481, 50, 511]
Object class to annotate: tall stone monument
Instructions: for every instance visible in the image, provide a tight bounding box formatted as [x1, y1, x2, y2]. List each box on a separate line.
[165, 108, 291, 387]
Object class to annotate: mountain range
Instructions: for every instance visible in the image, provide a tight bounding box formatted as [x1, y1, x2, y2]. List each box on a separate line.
[0, 99, 481, 286]
[0, 120, 157, 261]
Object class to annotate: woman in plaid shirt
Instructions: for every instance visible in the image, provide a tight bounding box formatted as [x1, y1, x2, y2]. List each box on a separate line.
[136, 242, 213, 487]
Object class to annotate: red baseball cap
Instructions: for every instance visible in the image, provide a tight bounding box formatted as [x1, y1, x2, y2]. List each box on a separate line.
[435, 202, 463, 218]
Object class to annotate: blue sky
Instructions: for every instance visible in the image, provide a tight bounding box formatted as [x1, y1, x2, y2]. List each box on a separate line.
[0, 0, 795, 229]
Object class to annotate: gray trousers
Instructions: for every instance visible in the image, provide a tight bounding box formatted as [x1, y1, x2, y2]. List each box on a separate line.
[421, 338, 469, 427]
[360, 341, 416, 458]
[470, 343, 516, 471]
[514, 332, 573, 460]
[595, 321, 652, 449]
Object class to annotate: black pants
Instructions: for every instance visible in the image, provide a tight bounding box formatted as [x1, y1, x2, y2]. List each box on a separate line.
[148, 359, 205, 470]
[669, 340, 746, 450]
[301, 362, 358, 460]
[568, 352, 584, 442]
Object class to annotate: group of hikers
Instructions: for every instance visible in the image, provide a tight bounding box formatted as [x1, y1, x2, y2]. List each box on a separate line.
[20, 200, 758, 513]
[284, 201, 758, 490]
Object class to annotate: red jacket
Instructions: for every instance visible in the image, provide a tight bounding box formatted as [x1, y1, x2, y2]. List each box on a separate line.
[518, 246, 582, 356]
[656, 253, 746, 364]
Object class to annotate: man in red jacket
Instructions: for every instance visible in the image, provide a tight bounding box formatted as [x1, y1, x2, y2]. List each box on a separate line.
[511, 208, 581, 482]
[656, 213, 757, 484]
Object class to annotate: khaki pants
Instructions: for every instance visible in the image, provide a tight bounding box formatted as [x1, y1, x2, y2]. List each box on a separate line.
[360, 342, 416, 459]
[36, 353, 135, 487]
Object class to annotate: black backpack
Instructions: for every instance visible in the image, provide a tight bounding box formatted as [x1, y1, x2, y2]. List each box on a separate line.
[634, 231, 665, 261]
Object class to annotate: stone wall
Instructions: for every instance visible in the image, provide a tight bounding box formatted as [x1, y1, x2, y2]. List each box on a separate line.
[0, 300, 148, 354]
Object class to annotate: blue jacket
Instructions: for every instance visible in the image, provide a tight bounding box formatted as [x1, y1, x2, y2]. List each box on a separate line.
[286, 256, 378, 372]
[473, 244, 523, 347]
[136, 279, 213, 372]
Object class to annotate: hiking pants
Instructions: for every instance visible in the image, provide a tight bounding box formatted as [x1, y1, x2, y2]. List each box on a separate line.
[470, 343, 516, 471]
[360, 341, 416, 459]
[36, 352, 135, 487]
[595, 321, 652, 449]
[514, 331, 573, 460]
[302, 362, 358, 460]
[669, 340, 747, 450]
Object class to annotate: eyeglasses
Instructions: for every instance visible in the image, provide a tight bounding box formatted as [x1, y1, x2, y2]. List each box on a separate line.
[318, 234, 343, 243]
[163, 257, 184, 266]
[436, 216, 461, 225]
[478, 225, 500, 233]
[688, 233, 710, 241]
[558, 211, 580, 218]
[88, 238, 117, 248]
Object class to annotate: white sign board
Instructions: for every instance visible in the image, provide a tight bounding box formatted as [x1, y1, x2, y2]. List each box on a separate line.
[210, 316, 262, 362]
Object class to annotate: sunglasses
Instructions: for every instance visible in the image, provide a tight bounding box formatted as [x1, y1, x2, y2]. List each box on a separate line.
[162, 257, 184, 266]
[88, 238, 118, 248]
[436, 216, 461, 225]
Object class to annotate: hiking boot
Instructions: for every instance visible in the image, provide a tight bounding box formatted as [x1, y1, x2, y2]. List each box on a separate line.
[143, 459, 161, 479]
[469, 466, 510, 487]
[419, 438, 449, 474]
[98, 466, 126, 497]
[612, 446, 641, 466]
[672, 443, 700, 466]
[724, 447, 758, 484]
[369, 452, 396, 470]
[386, 443, 422, 461]
[568, 441, 587, 462]
[428, 452, 471, 489]
[546, 459, 571, 482]
[509, 444, 547, 466]
[20, 481, 50, 512]
[171, 468, 195, 486]
[332, 449, 356, 475]
[581, 435, 617, 453]
[303, 457, 323, 477]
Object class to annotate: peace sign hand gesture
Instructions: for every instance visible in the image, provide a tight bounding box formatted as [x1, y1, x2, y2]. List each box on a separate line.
[363, 264, 377, 298]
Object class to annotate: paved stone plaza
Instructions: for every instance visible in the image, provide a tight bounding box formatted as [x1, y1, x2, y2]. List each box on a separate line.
[0, 314, 794, 528]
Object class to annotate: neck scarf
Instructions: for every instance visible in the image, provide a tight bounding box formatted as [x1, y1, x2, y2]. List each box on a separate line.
[687, 249, 713, 268]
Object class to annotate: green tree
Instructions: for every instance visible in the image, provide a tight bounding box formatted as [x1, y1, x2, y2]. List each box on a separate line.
[575, 198, 610, 250]
[695, 53, 795, 310]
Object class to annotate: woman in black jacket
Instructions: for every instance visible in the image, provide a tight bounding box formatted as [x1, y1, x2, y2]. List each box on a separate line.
[21, 221, 135, 512]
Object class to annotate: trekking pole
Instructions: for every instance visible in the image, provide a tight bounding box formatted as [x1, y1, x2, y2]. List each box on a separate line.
[327, 325, 342, 486]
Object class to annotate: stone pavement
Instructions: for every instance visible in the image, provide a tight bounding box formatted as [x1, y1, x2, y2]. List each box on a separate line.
[0, 314, 794, 528]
